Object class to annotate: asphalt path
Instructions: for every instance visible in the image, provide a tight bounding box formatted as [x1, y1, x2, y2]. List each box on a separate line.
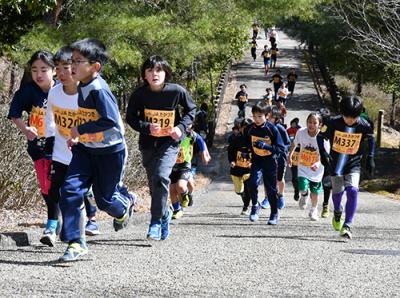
[0, 29, 399, 297]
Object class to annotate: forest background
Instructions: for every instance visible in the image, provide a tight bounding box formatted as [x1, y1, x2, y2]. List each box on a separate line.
[0, 0, 399, 212]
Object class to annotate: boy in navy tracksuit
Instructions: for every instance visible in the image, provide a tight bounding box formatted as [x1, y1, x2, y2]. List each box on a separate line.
[59, 38, 135, 261]
[246, 101, 285, 225]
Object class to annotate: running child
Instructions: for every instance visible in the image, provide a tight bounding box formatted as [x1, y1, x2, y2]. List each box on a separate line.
[8, 50, 56, 241]
[287, 68, 298, 96]
[59, 38, 135, 261]
[228, 118, 253, 215]
[252, 23, 259, 39]
[170, 126, 210, 219]
[276, 82, 289, 106]
[261, 45, 271, 75]
[235, 84, 248, 118]
[263, 88, 273, 106]
[325, 96, 375, 239]
[250, 38, 257, 62]
[269, 69, 283, 101]
[246, 101, 285, 224]
[270, 43, 279, 68]
[288, 113, 330, 221]
[268, 26, 278, 48]
[287, 118, 301, 201]
[126, 55, 196, 241]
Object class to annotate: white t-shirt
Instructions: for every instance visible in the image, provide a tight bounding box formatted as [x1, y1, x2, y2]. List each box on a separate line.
[45, 84, 78, 165]
[293, 127, 330, 182]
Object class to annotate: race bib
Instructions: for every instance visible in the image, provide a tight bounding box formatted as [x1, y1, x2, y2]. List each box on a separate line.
[236, 151, 251, 168]
[29, 106, 46, 138]
[291, 151, 299, 166]
[332, 130, 362, 155]
[278, 90, 286, 97]
[272, 49, 278, 55]
[176, 145, 193, 164]
[264, 52, 270, 58]
[299, 148, 319, 167]
[251, 135, 272, 156]
[77, 107, 104, 142]
[53, 105, 78, 138]
[144, 108, 175, 137]
[239, 95, 247, 103]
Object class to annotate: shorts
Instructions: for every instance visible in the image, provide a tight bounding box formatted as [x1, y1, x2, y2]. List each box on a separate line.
[298, 176, 323, 194]
[277, 157, 287, 181]
[264, 59, 270, 65]
[331, 173, 360, 194]
[170, 167, 192, 184]
[231, 174, 250, 194]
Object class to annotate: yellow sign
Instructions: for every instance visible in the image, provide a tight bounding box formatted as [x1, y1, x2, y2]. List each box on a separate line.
[53, 105, 78, 138]
[291, 151, 299, 166]
[299, 148, 319, 167]
[251, 135, 272, 156]
[77, 107, 104, 142]
[236, 151, 251, 168]
[332, 130, 362, 155]
[144, 108, 175, 137]
[29, 106, 46, 138]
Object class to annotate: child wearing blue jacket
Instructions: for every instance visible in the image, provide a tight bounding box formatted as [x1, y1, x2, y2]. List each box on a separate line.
[59, 38, 135, 262]
[246, 101, 285, 225]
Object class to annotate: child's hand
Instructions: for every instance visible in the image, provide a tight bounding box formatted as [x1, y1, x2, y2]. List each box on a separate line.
[288, 159, 292, 168]
[201, 151, 211, 165]
[310, 162, 320, 171]
[230, 161, 236, 168]
[149, 123, 161, 135]
[24, 126, 38, 141]
[67, 137, 79, 150]
[169, 126, 182, 141]
[70, 127, 80, 139]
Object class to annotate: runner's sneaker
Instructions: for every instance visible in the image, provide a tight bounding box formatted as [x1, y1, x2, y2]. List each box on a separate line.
[278, 195, 285, 210]
[59, 239, 88, 262]
[340, 224, 352, 239]
[299, 191, 309, 210]
[161, 209, 173, 240]
[321, 204, 329, 218]
[172, 208, 184, 219]
[147, 223, 161, 241]
[113, 192, 136, 232]
[268, 213, 279, 225]
[180, 193, 190, 208]
[309, 208, 319, 221]
[332, 210, 344, 231]
[261, 198, 270, 209]
[85, 220, 100, 236]
[249, 204, 260, 222]
[241, 206, 250, 216]
[40, 229, 56, 247]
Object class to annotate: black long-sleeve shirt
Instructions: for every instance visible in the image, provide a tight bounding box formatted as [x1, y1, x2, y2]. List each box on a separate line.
[126, 83, 196, 149]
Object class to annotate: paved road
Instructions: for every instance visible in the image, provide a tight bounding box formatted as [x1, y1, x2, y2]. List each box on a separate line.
[1, 30, 400, 297]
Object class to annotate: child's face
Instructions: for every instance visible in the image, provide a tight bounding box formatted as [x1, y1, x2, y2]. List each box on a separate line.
[232, 128, 240, 135]
[307, 116, 320, 133]
[31, 59, 54, 91]
[55, 61, 76, 88]
[252, 112, 266, 126]
[290, 122, 297, 128]
[145, 67, 166, 90]
[71, 51, 98, 84]
[343, 116, 358, 126]
[240, 86, 246, 92]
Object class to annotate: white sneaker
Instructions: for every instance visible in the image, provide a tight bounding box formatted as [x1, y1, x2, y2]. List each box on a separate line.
[299, 191, 309, 210]
[39, 229, 57, 247]
[241, 207, 250, 216]
[309, 208, 319, 221]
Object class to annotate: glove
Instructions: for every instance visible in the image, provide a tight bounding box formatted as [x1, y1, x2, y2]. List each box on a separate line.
[366, 156, 375, 177]
[254, 139, 272, 150]
[44, 136, 55, 156]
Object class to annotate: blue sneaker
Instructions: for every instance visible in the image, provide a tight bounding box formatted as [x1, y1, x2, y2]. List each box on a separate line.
[161, 209, 173, 240]
[261, 198, 270, 209]
[268, 213, 279, 225]
[147, 223, 161, 241]
[249, 204, 260, 222]
[278, 196, 285, 209]
[85, 220, 100, 236]
[113, 192, 136, 232]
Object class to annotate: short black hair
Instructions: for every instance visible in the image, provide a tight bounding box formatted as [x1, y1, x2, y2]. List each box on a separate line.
[70, 38, 108, 65]
[54, 46, 73, 64]
[241, 118, 253, 128]
[290, 117, 300, 125]
[340, 96, 363, 118]
[271, 105, 283, 123]
[141, 55, 172, 85]
[252, 101, 271, 115]
[29, 50, 55, 68]
[240, 84, 247, 89]
[306, 112, 323, 124]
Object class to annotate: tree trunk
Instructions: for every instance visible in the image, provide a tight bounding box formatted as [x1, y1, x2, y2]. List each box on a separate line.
[43, 0, 63, 26]
[390, 91, 396, 126]
[356, 72, 362, 95]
